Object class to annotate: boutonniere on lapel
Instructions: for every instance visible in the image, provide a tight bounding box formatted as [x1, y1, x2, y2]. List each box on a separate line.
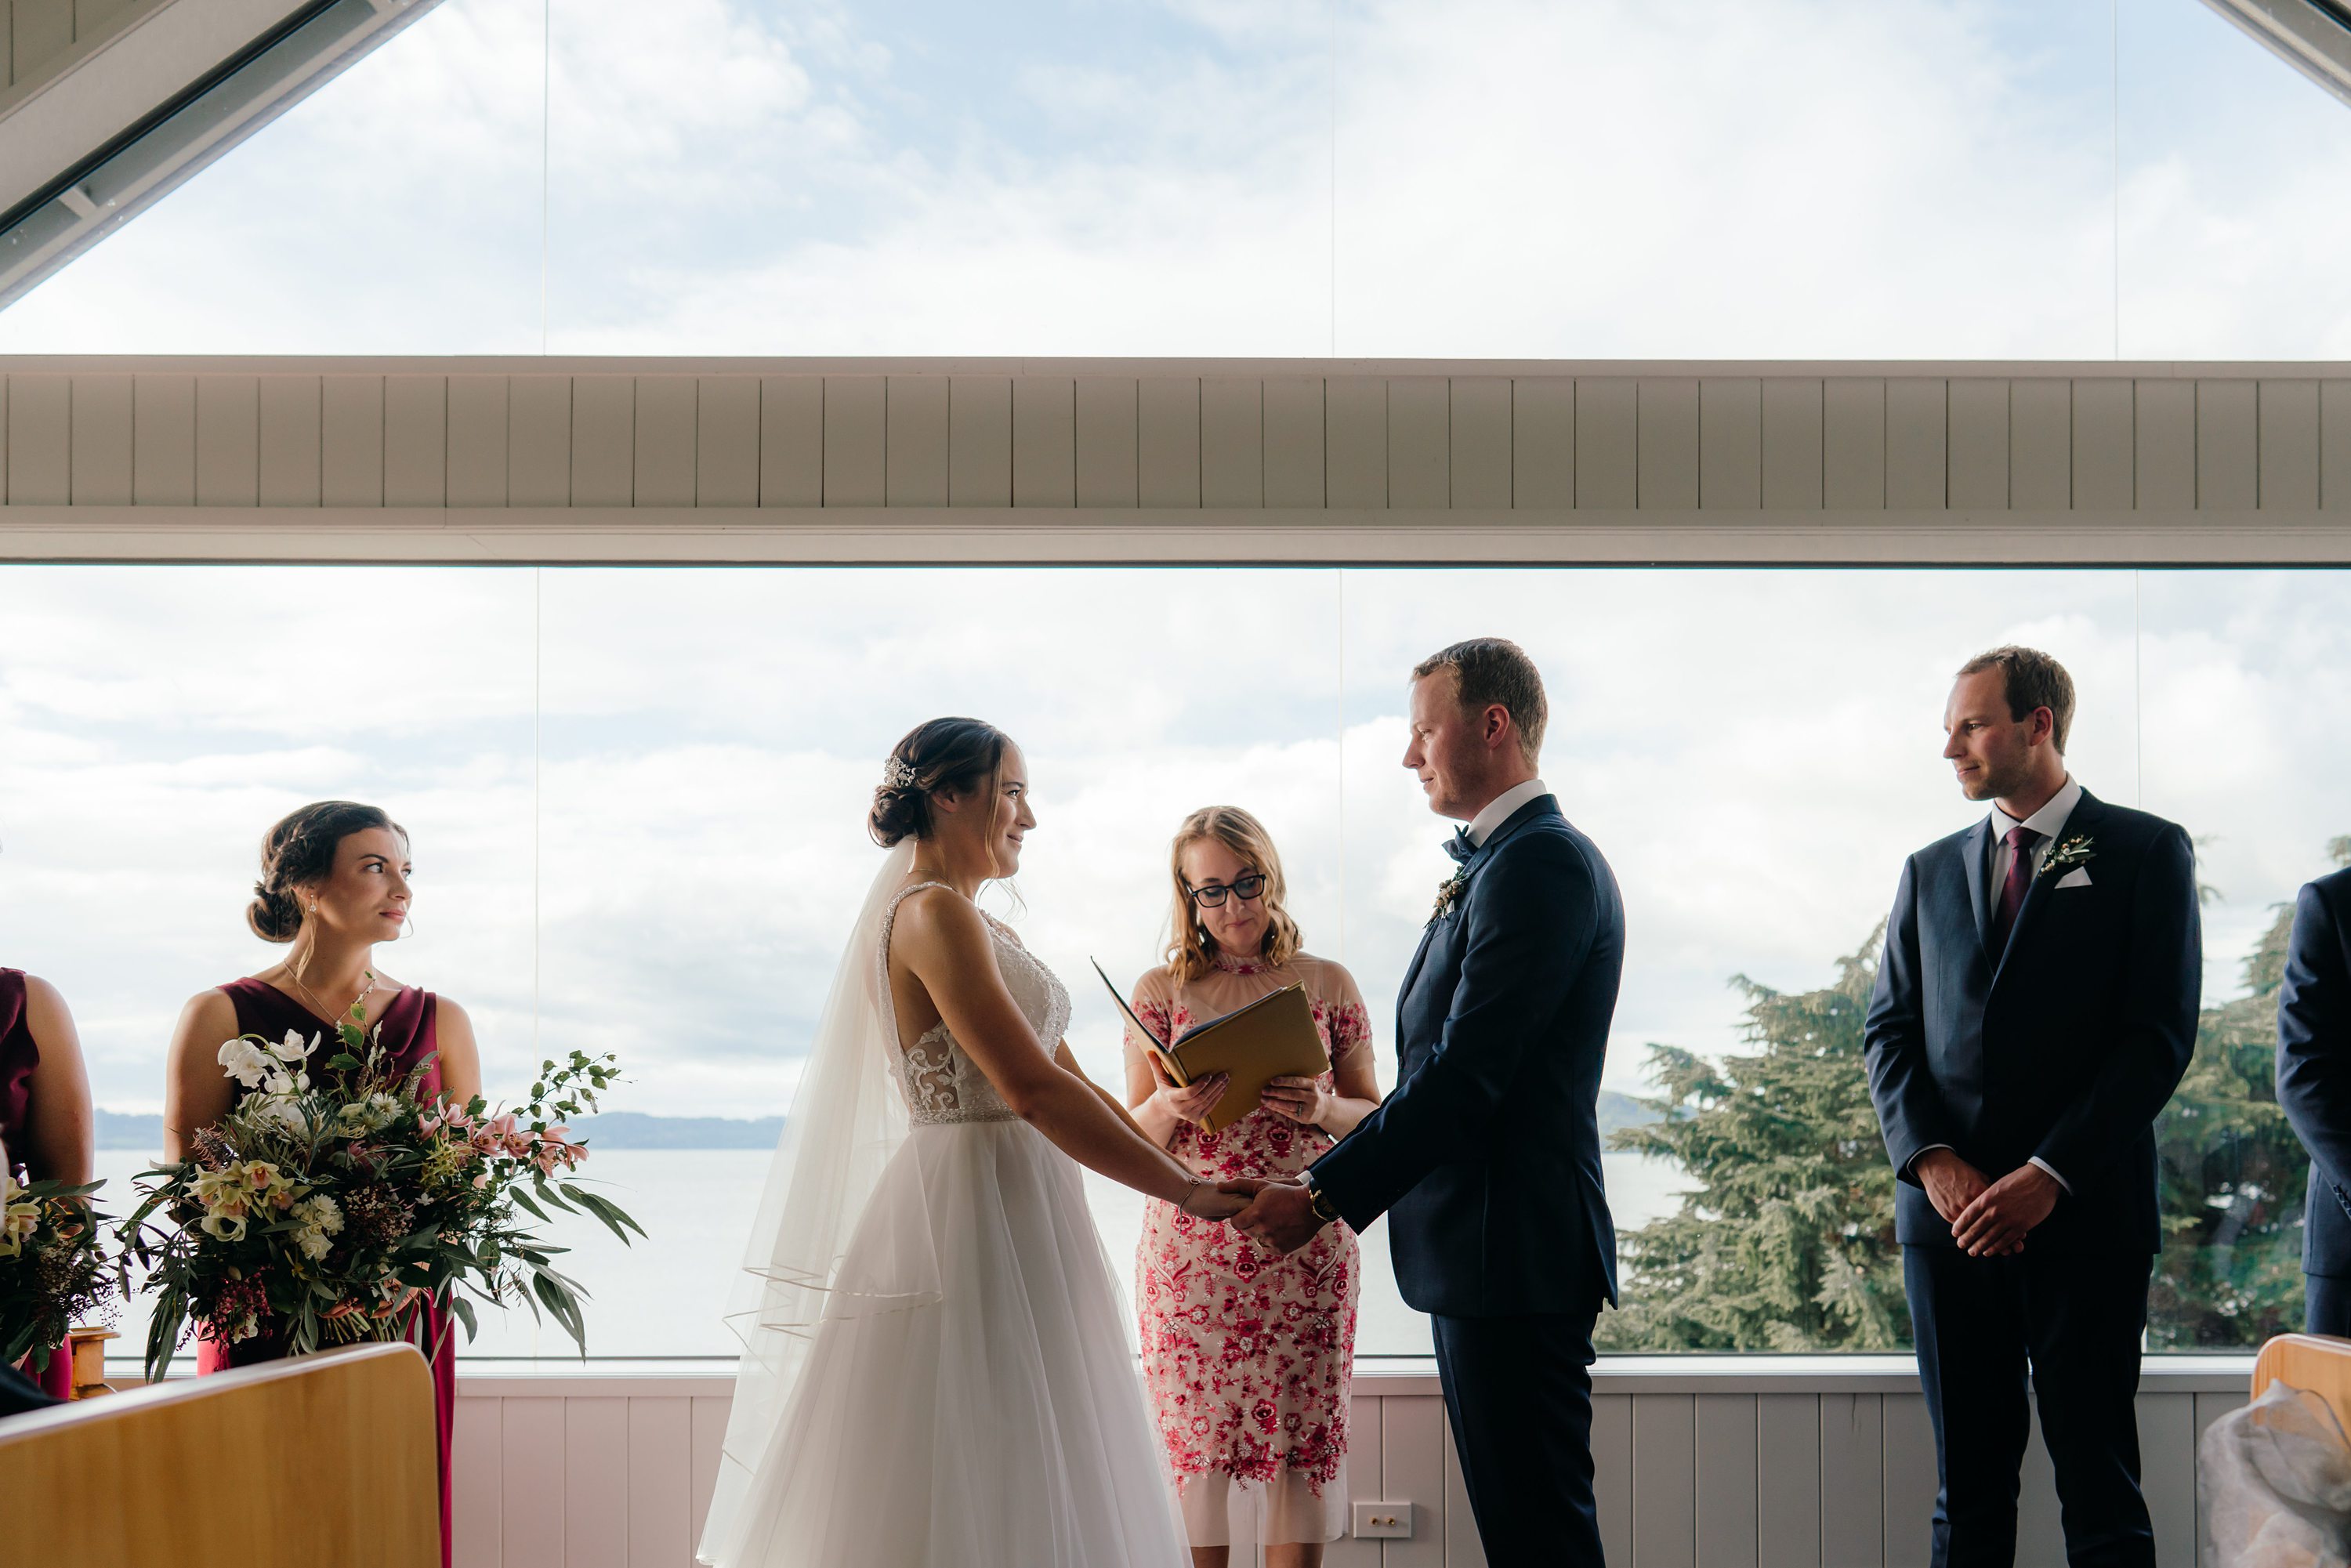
[2037, 834, 2097, 881]
[1430, 867, 1472, 925]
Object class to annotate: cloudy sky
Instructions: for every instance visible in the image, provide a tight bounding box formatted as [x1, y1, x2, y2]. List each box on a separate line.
[0, 0, 2347, 356]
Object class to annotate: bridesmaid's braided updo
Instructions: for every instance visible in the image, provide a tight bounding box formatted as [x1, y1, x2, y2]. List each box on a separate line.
[869, 719, 1012, 848]
[248, 800, 408, 943]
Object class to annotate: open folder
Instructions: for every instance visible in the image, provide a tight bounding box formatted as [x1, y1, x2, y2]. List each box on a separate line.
[1092, 959, 1331, 1134]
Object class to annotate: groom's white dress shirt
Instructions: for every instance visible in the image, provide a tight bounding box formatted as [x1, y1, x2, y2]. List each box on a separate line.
[1465, 777, 1549, 849]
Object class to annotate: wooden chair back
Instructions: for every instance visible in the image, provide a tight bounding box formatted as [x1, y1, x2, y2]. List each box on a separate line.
[2251, 1331, 2351, 1439]
[0, 1341, 438, 1568]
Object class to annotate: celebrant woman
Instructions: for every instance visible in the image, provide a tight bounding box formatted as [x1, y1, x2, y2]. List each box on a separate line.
[162, 800, 480, 1568]
[1124, 806, 1382, 1568]
[0, 960, 96, 1399]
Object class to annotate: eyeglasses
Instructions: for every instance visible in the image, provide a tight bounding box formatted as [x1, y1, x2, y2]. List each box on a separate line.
[1186, 872, 1268, 907]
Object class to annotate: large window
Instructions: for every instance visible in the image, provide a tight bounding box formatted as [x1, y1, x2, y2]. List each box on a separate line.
[0, 0, 2346, 357]
[2, 564, 2336, 1356]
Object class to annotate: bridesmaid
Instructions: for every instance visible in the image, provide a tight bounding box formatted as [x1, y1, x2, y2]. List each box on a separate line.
[0, 962, 96, 1398]
[1124, 806, 1383, 1568]
[164, 801, 480, 1568]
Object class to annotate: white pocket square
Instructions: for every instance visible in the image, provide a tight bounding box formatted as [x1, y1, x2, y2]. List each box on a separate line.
[2054, 867, 2092, 889]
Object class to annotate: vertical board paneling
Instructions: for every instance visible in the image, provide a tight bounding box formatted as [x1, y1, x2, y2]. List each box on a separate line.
[564, 1399, 630, 1568]
[1638, 378, 1700, 509]
[2138, 1393, 2197, 1568]
[1635, 1393, 1698, 1568]
[2259, 380, 2320, 511]
[195, 374, 259, 506]
[1593, 1393, 1633, 1566]
[1885, 378, 1947, 509]
[632, 376, 697, 506]
[2197, 379, 2258, 509]
[446, 375, 509, 508]
[508, 377, 572, 507]
[15, 0, 71, 84]
[1387, 376, 1449, 509]
[2326, 381, 2351, 509]
[690, 1399, 731, 1552]
[500, 1397, 567, 1568]
[821, 378, 884, 507]
[2074, 379, 2135, 510]
[71, 374, 132, 504]
[759, 377, 824, 507]
[1324, 376, 1386, 509]
[1441, 1422, 1487, 1568]
[1762, 377, 1824, 509]
[321, 375, 383, 507]
[1694, 1394, 1759, 1568]
[1137, 377, 1200, 508]
[695, 377, 759, 509]
[1820, 1393, 1885, 1567]
[382, 375, 447, 507]
[2009, 378, 2071, 511]
[1449, 376, 1511, 507]
[1947, 378, 2009, 509]
[451, 1396, 502, 1568]
[7, 375, 70, 503]
[2016, 1410, 2063, 1568]
[1074, 378, 1138, 508]
[1757, 1395, 1822, 1568]
[132, 374, 193, 505]
[2194, 1392, 2247, 1567]
[627, 1397, 693, 1568]
[885, 376, 949, 507]
[1381, 1395, 1446, 1568]
[1575, 378, 1637, 509]
[1326, 1393, 1382, 1568]
[1262, 375, 1324, 507]
[257, 376, 321, 507]
[1512, 377, 1574, 509]
[2135, 380, 2196, 510]
[1200, 376, 1263, 508]
[1012, 375, 1075, 507]
[949, 376, 1012, 506]
[1823, 378, 1886, 509]
[571, 378, 636, 508]
[1882, 1394, 1939, 1568]
[1699, 378, 1762, 509]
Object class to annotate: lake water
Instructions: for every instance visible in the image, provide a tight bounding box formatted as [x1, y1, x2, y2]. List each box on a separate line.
[90, 1147, 1690, 1362]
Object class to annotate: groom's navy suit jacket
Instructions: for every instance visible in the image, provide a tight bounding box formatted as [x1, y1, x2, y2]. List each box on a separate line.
[1864, 789, 2200, 1253]
[1311, 795, 1623, 1318]
[2277, 867, 2351, 1276]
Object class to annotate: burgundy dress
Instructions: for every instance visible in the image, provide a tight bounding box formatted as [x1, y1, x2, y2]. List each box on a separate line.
[196, 978, 458, 1568]
[0, 968, 74, 1400]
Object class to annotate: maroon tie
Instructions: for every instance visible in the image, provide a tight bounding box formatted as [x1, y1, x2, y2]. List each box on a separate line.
[1990, 825, 2040, 953]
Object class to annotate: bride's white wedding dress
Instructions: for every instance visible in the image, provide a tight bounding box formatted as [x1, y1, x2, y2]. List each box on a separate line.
[698, 873, 1186, 1568]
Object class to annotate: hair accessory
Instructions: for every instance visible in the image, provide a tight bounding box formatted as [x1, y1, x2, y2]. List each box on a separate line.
[881, 756, 919, 791]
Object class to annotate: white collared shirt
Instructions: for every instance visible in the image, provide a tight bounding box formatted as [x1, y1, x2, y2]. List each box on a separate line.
[1465, 777, 1549, 848]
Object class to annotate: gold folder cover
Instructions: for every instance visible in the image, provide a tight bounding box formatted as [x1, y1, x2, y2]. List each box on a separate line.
[1093, 959, 1331, 1133]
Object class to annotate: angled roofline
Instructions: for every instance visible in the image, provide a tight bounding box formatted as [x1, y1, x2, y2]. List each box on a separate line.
[2201, 0, 2351, 107]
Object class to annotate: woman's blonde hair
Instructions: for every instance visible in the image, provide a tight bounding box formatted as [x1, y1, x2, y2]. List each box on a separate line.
[1164, 806, 1302, 982]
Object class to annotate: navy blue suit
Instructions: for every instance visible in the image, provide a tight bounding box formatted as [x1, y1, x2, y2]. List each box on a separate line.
[1312, 795, 1624, 1563]
[2277, 867, 2351, 1333]
[1865, 789, 2200, 1568]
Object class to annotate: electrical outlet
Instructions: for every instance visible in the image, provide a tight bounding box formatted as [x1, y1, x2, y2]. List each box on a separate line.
[1352, 1501, 1412, 1538]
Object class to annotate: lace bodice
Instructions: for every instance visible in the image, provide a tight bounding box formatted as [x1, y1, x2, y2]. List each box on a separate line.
[878, 882, 1070, 1126]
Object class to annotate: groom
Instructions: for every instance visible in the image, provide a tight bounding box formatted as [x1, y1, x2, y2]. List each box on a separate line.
[1233, 636, 1623, 1563]
[1865, 645, 2198, 1568]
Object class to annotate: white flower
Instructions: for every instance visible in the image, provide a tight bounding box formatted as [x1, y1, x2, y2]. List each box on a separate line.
[335, 1092, 402, 1135]
[250, 1097, 310, 1139]
[218, 1036, 273, 1088]
[290, 1193, 344, 1261]
[0, 1177, 38, 1258]
[270, 1030, 318, 1065]
[200, 1211, 248, 1242]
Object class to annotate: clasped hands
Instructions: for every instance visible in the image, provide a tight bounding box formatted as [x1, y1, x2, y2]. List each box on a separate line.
[1171, 1175, 1328, 1254]
[1916, 1148, 2061, 1257]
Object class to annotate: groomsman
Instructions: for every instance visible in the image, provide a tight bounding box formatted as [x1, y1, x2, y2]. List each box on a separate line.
[2277, 862, 2351, 1333]
[1864, 646, 2199, 1568]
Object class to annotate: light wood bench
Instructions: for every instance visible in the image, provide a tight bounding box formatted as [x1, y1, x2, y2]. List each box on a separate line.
[0, 1340, 437, 1568]
[2252, 1331, 2351, 1438]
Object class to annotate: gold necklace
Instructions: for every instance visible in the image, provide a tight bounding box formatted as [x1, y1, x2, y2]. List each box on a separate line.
[288, 962, 374, 1030]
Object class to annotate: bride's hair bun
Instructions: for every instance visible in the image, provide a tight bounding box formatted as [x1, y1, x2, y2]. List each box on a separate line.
[869, 719, 1012, 848]
[248, 799, 407, 943]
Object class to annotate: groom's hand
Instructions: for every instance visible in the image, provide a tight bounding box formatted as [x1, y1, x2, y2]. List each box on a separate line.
[1914, 1148, 1991, 1225]
[1230, 1181, 1324, 1255]
[1951, 1165, 2059, 1257]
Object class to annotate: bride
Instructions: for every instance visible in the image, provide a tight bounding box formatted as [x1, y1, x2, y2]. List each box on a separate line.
[699, 718, 1248, 1567]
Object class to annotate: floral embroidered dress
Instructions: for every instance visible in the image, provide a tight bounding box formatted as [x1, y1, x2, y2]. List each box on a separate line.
[1126, 950, 1373, 1548]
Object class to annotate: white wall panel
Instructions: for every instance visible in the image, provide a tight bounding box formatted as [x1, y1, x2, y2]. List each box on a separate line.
[571, 377, 635, 509]
[1694, 1394, 1758, 1568]
[1329, 1392, 1382, 1568]
[2139, 1392, 2198, 1568]
[1012, 375, 1075, 508]
[885, 375, 948, 507]
[500, 1397, 567, 1568]
[1201, 375, 1263, 509]
[1698, 378, 1761, 511]
[7, 375, 70, 504]
[1822, 377, 1886, 510]
[1882, 1394, 1937, 1568]
[627, 1397, 694, 1568]
[2074, 379, 2134, 510]
[1761, 377, 1823, 510]
[1074, 377, 1138, 509]
[1388, 376, 1449, 510]
[2009, 378, 2070, 511]
[1947, 378, 2009, 510]
[1325, 375, 1386, 509]
[2136, 380, 2196, 511]
[757, 376, 822, 508]
[1886, 378, 1947, 509]
[632, 376, 697, 508]
[1511, 377, 1574, 509]
[1440, 1423, 1487, 1568]
[1262, 375, 1324, 508]
[695, 376, 759, 509]
[451, 1392, 502, 1568]
[2326, 381, 2351, 511]
[1634, 1392, 1697, 1568]
[564, 1398, 630, 1568]
[1821, 1392, 1886, 1566]
[320, 375, 382, 508]
[446, 375, 508, 509]
[1638, 377, 1700, 510]
[508, 377, 571, 508]
[1383, 1395, 1447, 1568]
[256, 376, 321, 508]
[949, 376, 1012, 507]
[1575, 378, 1637, 509]
[2259, 379, 2320, 512]
[132, 373, 192, 505]
[1136, 377, 1200, 509]
[2197, 379, 2258, 510]
[1448, 376, 1511, 508]
[1594, 1392, 1634, 1565]
[71, 374, 132, 505]
[1757, 1393, 1822, 1568]
[195, 374, 259, 507]
[820, 377, 884, 508]
[383, 374, 447, 508]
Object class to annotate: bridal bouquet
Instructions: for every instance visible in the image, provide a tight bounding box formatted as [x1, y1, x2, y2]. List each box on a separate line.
[119, 994, 643, 1379]
[0, 1168, 110, 1375]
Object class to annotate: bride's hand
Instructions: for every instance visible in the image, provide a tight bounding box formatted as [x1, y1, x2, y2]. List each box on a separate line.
[1151, 1063, 1230, 1128]
[1178, 1179, 1259, 1221]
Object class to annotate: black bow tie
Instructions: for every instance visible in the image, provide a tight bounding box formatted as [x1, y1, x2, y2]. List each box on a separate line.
[1444, 829, 1476, 864]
